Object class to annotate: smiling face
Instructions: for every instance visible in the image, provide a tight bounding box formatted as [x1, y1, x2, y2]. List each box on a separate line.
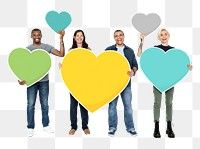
[74, 31, 84, 45]
[158, 29, 170, 45]
[114, 30, 124, 47]
[31, 30, 42, 45]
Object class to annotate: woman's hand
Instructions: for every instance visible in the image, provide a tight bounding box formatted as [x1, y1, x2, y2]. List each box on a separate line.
[187, 64, 193, 71]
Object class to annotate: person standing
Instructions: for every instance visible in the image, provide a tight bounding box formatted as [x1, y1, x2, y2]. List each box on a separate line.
[137, 28, 192, 138]
[68, 30, 90, 135]
[19, 28, 65, 137]
[105, 30, 138, 136]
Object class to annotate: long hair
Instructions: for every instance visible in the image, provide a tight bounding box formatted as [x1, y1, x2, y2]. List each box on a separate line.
[71, 30, 89, 49]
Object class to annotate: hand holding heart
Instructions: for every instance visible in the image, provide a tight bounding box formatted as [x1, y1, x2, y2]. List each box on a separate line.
[60, 48, 130, 112]
[140, 47, 191, 92]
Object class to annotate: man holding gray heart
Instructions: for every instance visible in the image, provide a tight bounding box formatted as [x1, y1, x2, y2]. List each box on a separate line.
[18, 28, 65, 137]
[105, 30, 138, 137]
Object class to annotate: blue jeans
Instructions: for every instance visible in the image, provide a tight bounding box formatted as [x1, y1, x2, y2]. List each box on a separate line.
[108, 85, 135, 132]
[70, 94, 89, 130]
[27, 81, 49, 128]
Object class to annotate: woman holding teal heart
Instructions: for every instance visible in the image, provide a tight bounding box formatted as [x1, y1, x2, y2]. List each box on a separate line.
[138, 28, 192, 138]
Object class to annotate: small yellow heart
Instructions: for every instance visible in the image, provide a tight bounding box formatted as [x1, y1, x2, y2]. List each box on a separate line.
[61, 48, 130, 112]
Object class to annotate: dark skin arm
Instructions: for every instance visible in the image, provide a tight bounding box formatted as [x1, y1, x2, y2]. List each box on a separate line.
[18, 80, 26, 85]
[51, 30, 65, 57]
[18, 30, 65, 85]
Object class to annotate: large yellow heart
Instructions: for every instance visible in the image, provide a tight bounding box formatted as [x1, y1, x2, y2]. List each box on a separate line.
[61, 48, 130, 112]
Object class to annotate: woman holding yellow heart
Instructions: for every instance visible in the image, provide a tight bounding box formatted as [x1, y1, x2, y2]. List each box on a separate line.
[68, 30, 91, 135]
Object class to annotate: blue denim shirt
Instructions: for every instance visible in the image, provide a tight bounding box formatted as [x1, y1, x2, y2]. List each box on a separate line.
[105, 44, 138, 87]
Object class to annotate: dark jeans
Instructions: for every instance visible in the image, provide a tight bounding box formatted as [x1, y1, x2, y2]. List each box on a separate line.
[70, 94, 89, 130]
[27, 81, 49, 128]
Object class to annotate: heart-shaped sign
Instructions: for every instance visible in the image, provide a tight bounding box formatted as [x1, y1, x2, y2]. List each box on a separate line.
[61, 49, 130, 112]
[8, 48, 51, 86]
[46, 10, 72, 33]
[140, 47, 190, 92]
[132, 13, 161, 36]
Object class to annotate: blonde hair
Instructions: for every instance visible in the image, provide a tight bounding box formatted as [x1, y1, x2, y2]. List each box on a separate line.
[157, 28, 170, 40]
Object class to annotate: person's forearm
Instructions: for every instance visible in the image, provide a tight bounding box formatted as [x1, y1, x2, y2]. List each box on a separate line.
[137, 42, 143, 57]
[59, 38, 65, 57]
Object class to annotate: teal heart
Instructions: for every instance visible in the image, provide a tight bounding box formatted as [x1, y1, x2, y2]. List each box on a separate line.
[46, 11, 72, 33]
[140, 47, 190, 92]
[8, 48, 51, 87]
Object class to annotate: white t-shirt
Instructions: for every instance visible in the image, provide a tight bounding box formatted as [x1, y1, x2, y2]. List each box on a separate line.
[116, 46, 125, 56]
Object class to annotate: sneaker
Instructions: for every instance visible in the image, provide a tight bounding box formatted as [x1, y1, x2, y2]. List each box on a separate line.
[108, 130, 116, 137]
[83, 129, 90, 135]
[128, 130, 137, 137]
[69, 129, 76, 135]
[43, 126, 54, 133]
[28, 129, 34, 137]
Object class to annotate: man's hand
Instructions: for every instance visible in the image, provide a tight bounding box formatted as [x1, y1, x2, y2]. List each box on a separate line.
[58, 30, 65, 39]
[18, 80, 26, 85]
[127, 70, 135, 77]
[187, 64, 193, 71]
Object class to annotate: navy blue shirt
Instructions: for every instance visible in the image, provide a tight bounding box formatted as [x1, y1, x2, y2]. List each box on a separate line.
[105, 44, 138, 87]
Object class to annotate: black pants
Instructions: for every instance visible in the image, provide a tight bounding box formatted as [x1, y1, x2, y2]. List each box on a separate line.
[70, 94, 89, 130]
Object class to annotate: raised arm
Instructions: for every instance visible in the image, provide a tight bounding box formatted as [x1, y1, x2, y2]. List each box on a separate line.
[137, 34, 145, 57]
[52, 30, 65, 57]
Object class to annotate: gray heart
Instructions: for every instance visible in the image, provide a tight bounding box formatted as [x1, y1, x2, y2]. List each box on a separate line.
[132, 13, 161, 36]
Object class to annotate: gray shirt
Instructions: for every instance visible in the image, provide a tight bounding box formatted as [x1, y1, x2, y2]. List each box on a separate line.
[26, 43, 55, 82]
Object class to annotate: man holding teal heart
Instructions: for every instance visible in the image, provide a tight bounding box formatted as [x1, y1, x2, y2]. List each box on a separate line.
[138, 28, 193, 138]
[18, 28, 65, 137]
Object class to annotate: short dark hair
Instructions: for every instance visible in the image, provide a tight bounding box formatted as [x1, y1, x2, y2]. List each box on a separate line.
[114, 30, 124, 36]
[31, 28, 42, 35]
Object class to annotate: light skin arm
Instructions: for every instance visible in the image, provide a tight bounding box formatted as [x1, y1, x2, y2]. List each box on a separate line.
[127, 67, 138, 77]
[187, 64, 193, 71]
[52, 30, 65, 57]
[137, 34, 145, 57]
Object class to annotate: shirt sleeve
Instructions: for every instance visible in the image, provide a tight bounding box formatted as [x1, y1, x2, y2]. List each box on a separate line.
[132, 50, 138, 70]
[47, 44, 55, 54]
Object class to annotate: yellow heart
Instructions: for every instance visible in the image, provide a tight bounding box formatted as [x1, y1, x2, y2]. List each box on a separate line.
[61, 48, 130, 112]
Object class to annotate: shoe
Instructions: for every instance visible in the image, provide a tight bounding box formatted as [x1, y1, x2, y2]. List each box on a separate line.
[69, 129, 76, 135]
[43, 126, 54, 133]
[83, 129, 90, 135]
[108, 129, 116, 137]
[128, 130, 137, 137]
[154, 121, 161, 138]
[28, 129, 34, 137]
[166, 121, 175, 138]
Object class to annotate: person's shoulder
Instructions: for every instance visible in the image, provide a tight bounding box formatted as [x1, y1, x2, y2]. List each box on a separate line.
[105, 45, 116, 50]
[168, 45, 174, 49]
[87, 47, 91, 50]
[154, 44, 161, 48]
[41, 43, 52, 47]
[124, 45, 133, 50]
[124, 45, 134, 53]
[26, 44, 33, 50]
